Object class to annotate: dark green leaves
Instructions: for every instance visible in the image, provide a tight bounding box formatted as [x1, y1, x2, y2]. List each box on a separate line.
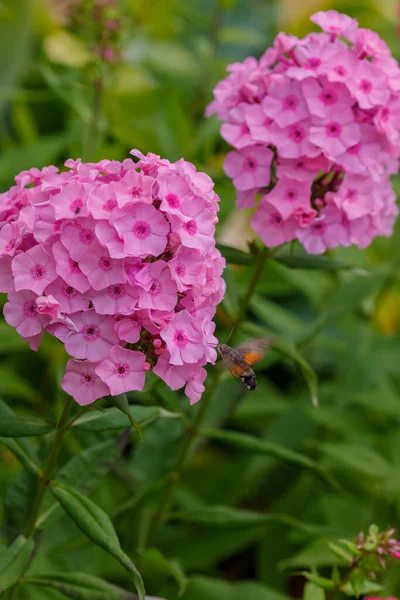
[25, 572, 138, 600]
[50, 482, 145, 600]
[0, 535, 34, 593]
[0, 415, 54, 437]
[216, 244, 254, 265]
[72, 406, 175, 432]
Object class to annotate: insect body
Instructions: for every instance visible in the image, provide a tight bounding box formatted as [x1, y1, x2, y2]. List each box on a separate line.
[217, 338, 272, 391]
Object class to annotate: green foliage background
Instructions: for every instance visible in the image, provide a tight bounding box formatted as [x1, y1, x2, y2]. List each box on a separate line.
[1, 0, 400, 598]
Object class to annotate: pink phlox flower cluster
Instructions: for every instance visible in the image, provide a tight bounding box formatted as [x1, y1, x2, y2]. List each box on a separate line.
[207, 10, 400, 254]
[1, 152, 225, 405]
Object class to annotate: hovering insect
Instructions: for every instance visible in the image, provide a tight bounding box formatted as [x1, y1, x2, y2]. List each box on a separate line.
[217, 337, 273, 391]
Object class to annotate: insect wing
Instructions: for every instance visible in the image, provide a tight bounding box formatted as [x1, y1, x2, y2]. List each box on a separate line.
[236, 337, 273, 367]
[218, 344, 246, 383]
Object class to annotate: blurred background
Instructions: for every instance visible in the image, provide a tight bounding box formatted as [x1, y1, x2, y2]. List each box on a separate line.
[2, 0, 400, 599]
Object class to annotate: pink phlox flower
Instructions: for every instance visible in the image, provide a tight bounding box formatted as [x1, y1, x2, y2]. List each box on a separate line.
[88, 184, 119, 219]
[153, 354, 195, 391]
[158, 172, 193, 215]
[12, 244, 57, 294]
[135, 260, 177, 311]
[236, 189, 257, 209]
[220, 103, 254, 149]
[310, 10, 358, 39]
[373, 98, 400, 145]
[35, 294, 78, 330]
[354, 28, 391, 60]
[78, 241, 127, 291]
[51, 182, 89, 219]
[251, 198, 297, 247]
[173, 200, 216, 252]
[287, 34, 339, 81]
[95, 345, 146, 395]
[276, 155, 330, 181]
[60, 217, 97, 261]
[95, 220, 126, 259]
[296, 202, 350, 254]
[45, 277, 89, 313]
[272, 119, 317, 159]
[273, 32, 299, 54]
[62, 359, 110, 406]
[175, 159, 215, 197]
[302, 77, 352, 119]
[64, 310, 119, 361]
[111, 170, 154, 207]
[161, 309, 204, 366]
[262, 76, 309, 127]
[0, 221, 26, 257]
[113, 202, 169, 257]
[185, 366, 207, 404]
[52, 241, 90, 293]
[332, 174, 378, 220]
[224, 145, 273, 190]
[114, 312, 142, 343]
[168, 248, 205, 291]
[349, 61, 390, 109]
[322, 49, 358, 85]
[202, 318, 218, 364]
[265, 174, 312, 220]
[91, 282, 139, 315]
[244, 103, 279, 145]
[310, 105, 360, 158]
[4, 290, 49, 338]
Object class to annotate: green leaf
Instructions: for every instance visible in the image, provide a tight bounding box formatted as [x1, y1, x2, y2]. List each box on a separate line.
[328, 543, 353, 563]
[140, 548, 187, 595]
[216, 244, 254, 265]
[0, 415, 54, 437]
[50, 482, 145, 600]
[341, 577, 383, 596]
[37, 438, 121, 528]
[72, 406, 174, 432]
[110, 394, 143, 440]
[299, 572, 334, 591]
[0, 535, 34, 593]
[274, 254, 347, 271]
[0, 437, 39, 474]
[318, 442, 390, 479]
[175, 575, 290, 600]
[303, 582, 325, 600]
[171, 505, 323, 536]
[25, 572, 137, 600]
[201, 428, 331, 481]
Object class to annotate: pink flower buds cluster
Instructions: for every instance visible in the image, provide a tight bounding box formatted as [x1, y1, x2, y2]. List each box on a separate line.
[0, 151, 225, 405]
[207, 10, 400, 254]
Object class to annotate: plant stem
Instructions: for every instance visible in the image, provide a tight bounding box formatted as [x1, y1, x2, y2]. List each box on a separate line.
[144, 245, 271, 547]
[326, 557, 361, 600]
[24, 396, 74, 538]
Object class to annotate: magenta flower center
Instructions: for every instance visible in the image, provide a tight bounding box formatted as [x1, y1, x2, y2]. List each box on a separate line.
[240, 123, 250, 135]
[83, 325, 99, 341]
[133, 221, 151, 239]
[64, 285, 76, 297]
[285, 189, 297, 201]
[306, 57, 321, 70]
[150, 280, 161, 295]
[23, 301, 37, 317]
[334, 65, 347, 77]
[176, 263, 185, 276]
[359, 79, 372, 94]
[312, 221, 327, 235]
[31, 264, 45, 280]
[79, 229, 94, 245]
[110, 285, 124, 298]
[174, 329, 188, 346]
[70, 199, 83, 215]
[346, 188, 358, 202]
[288, 124, 306, 143]
[69, 259, 81, 273]
[184, 219, 197, 236]
[270, 212, 283, 226]
[282, 94, 299, 110]
[82, 374, 94, 386]
[326, 122, 342, 137]
[243, 157, 257, 172]
[5, 239, 16, 252]
[99, 256, 112, 271]
[131, 187, 142, 197]
[320, 89, 337, 105]
[115, 362, 130, 377]
[166, 193, 180, 208]
[103, 199, 117, 212]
